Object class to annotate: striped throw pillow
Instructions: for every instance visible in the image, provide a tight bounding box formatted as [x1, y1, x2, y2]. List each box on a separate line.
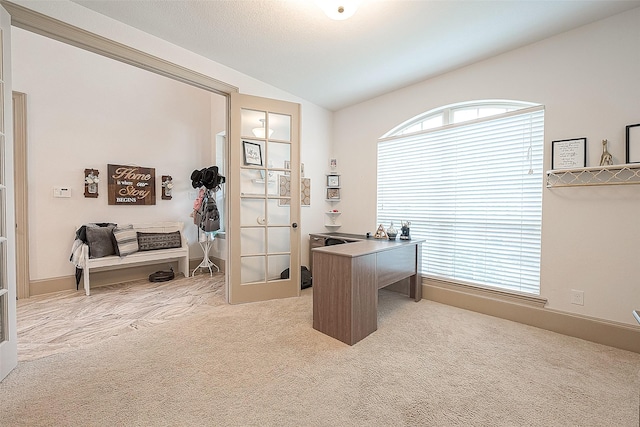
[113, 225, 139, 257]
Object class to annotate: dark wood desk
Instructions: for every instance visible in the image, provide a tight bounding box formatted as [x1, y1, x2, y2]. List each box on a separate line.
[312, 239, 423, 345]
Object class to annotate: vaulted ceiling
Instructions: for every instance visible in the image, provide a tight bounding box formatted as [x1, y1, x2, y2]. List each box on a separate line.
[71, 0, 640, 111]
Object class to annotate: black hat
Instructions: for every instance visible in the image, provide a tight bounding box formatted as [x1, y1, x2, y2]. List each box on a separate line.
[202, 168, 215, 189]
[192, 166, 226, 189]
[190, 169, 203, 188]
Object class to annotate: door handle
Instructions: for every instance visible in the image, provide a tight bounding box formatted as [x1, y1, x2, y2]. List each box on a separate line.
[292, 223, 298, 228]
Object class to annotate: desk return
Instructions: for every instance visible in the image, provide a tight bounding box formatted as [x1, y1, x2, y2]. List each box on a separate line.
[312, 239, 423, 345]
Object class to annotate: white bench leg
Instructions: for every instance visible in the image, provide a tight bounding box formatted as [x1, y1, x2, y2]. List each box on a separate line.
[180, 256, 189, 279]
[84, 267, 91, 296]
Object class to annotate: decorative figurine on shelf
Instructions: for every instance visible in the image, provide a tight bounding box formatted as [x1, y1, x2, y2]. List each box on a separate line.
[400, 221, 411, 240]
[374, 224, 387, 239]
[600, 139, 613, 166]
[387, 222, 398, 240]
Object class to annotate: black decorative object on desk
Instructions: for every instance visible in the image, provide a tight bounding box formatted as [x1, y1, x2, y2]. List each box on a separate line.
[400, 221, 411, 240]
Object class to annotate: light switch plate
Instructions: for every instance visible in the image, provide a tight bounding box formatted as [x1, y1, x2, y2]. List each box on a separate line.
[53, 187, 72, 198]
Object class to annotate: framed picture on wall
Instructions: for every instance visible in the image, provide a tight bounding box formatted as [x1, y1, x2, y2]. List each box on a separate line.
[625, 124, 640, 163]
[243, 141, 262, 166]
[551, 138, 587, 170]
[327, 175, 340, 187]
[302, 178, 311, 206]
[107, 164, 156, 205]
[327, 188, 340, 200]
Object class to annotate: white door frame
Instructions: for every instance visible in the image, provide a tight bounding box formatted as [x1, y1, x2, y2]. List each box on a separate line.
[0, 3, 17, 382]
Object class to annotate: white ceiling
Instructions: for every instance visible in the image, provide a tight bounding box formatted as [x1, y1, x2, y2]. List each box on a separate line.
[70, 0, 640, 111]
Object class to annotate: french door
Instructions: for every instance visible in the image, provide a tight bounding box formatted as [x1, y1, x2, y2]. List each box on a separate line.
[228, 93, 300, 304]
[0, 4, 17, 382]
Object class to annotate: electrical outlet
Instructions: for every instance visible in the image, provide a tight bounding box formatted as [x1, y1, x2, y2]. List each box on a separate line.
[570, 289, 584, 306]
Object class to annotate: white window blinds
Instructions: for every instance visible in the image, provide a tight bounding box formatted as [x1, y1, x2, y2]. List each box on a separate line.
[378, 106, 544, 294]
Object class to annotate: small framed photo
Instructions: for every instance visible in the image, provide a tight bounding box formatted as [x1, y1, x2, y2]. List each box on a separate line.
[625, 124, 640, 163]
[327, 188, 340, 200]
[243, 141, 262, 166]
[551, 138, 587, 170]
[330, 158, 337, 170]
[327, 175, 340, 187]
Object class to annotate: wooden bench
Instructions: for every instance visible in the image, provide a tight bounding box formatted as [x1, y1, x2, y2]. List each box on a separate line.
[83, 222, 189, 296]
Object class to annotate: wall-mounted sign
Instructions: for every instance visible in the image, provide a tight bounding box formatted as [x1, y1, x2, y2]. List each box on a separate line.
[108, 164, 156, 205]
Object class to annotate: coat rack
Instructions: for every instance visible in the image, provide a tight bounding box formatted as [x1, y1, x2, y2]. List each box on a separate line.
[190, 166, 226, 276]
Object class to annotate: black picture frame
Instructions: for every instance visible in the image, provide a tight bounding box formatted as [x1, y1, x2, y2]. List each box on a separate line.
[551, 138, 587, 170]
[243, 141, 262, 166]
[625, 124, 640, 164]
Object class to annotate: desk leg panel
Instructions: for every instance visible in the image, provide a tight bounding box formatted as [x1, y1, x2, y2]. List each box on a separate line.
[313, 252, 353, 344]
[351, 254, 378, 344]
[313, 252, 377, 345]
[410, 242, 423, 301]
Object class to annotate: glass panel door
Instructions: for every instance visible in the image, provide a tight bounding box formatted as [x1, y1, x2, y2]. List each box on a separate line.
[229, 93, 300, 303]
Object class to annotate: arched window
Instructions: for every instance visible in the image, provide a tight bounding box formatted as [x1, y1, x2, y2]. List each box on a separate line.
[378, 100, 544, 294]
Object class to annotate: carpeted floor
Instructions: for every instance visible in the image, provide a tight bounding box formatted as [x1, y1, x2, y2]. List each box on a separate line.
[1, 275, 639, 426]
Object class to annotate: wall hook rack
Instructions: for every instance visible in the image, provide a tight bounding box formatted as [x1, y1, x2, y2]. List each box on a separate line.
[84, 168, 99, 198]
[162, 175, 173, 200]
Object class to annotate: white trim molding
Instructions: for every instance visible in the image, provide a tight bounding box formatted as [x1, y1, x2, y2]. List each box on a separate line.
[423, 278, 640, 354]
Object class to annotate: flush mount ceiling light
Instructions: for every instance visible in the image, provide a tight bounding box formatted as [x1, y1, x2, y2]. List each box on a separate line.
[252, 119, 274, 138]
[317, 0, 360, 20]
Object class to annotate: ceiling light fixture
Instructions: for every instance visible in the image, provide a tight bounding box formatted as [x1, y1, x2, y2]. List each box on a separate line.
[252, 119, 274, 138]
[317, 0, 360, 21]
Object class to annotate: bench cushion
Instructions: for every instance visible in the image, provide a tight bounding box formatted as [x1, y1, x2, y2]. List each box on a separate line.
[137, 231, 182, 251]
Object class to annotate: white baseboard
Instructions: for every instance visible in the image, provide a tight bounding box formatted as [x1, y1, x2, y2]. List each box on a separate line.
[423, 279, 640, 354]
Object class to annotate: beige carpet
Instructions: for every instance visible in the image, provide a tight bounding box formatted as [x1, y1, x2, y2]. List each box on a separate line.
[1, 276, 639, 426]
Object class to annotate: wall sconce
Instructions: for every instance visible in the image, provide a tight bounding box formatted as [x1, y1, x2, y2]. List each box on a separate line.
[162, 175, 173, 200]
[252, 119, 274, 138]
[84, 168, 99, 198]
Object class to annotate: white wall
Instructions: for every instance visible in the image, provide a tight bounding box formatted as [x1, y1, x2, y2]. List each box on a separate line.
[333, 7, 640, 325]
[13, 28, 216, 280]
[12, 1, 332, 282]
